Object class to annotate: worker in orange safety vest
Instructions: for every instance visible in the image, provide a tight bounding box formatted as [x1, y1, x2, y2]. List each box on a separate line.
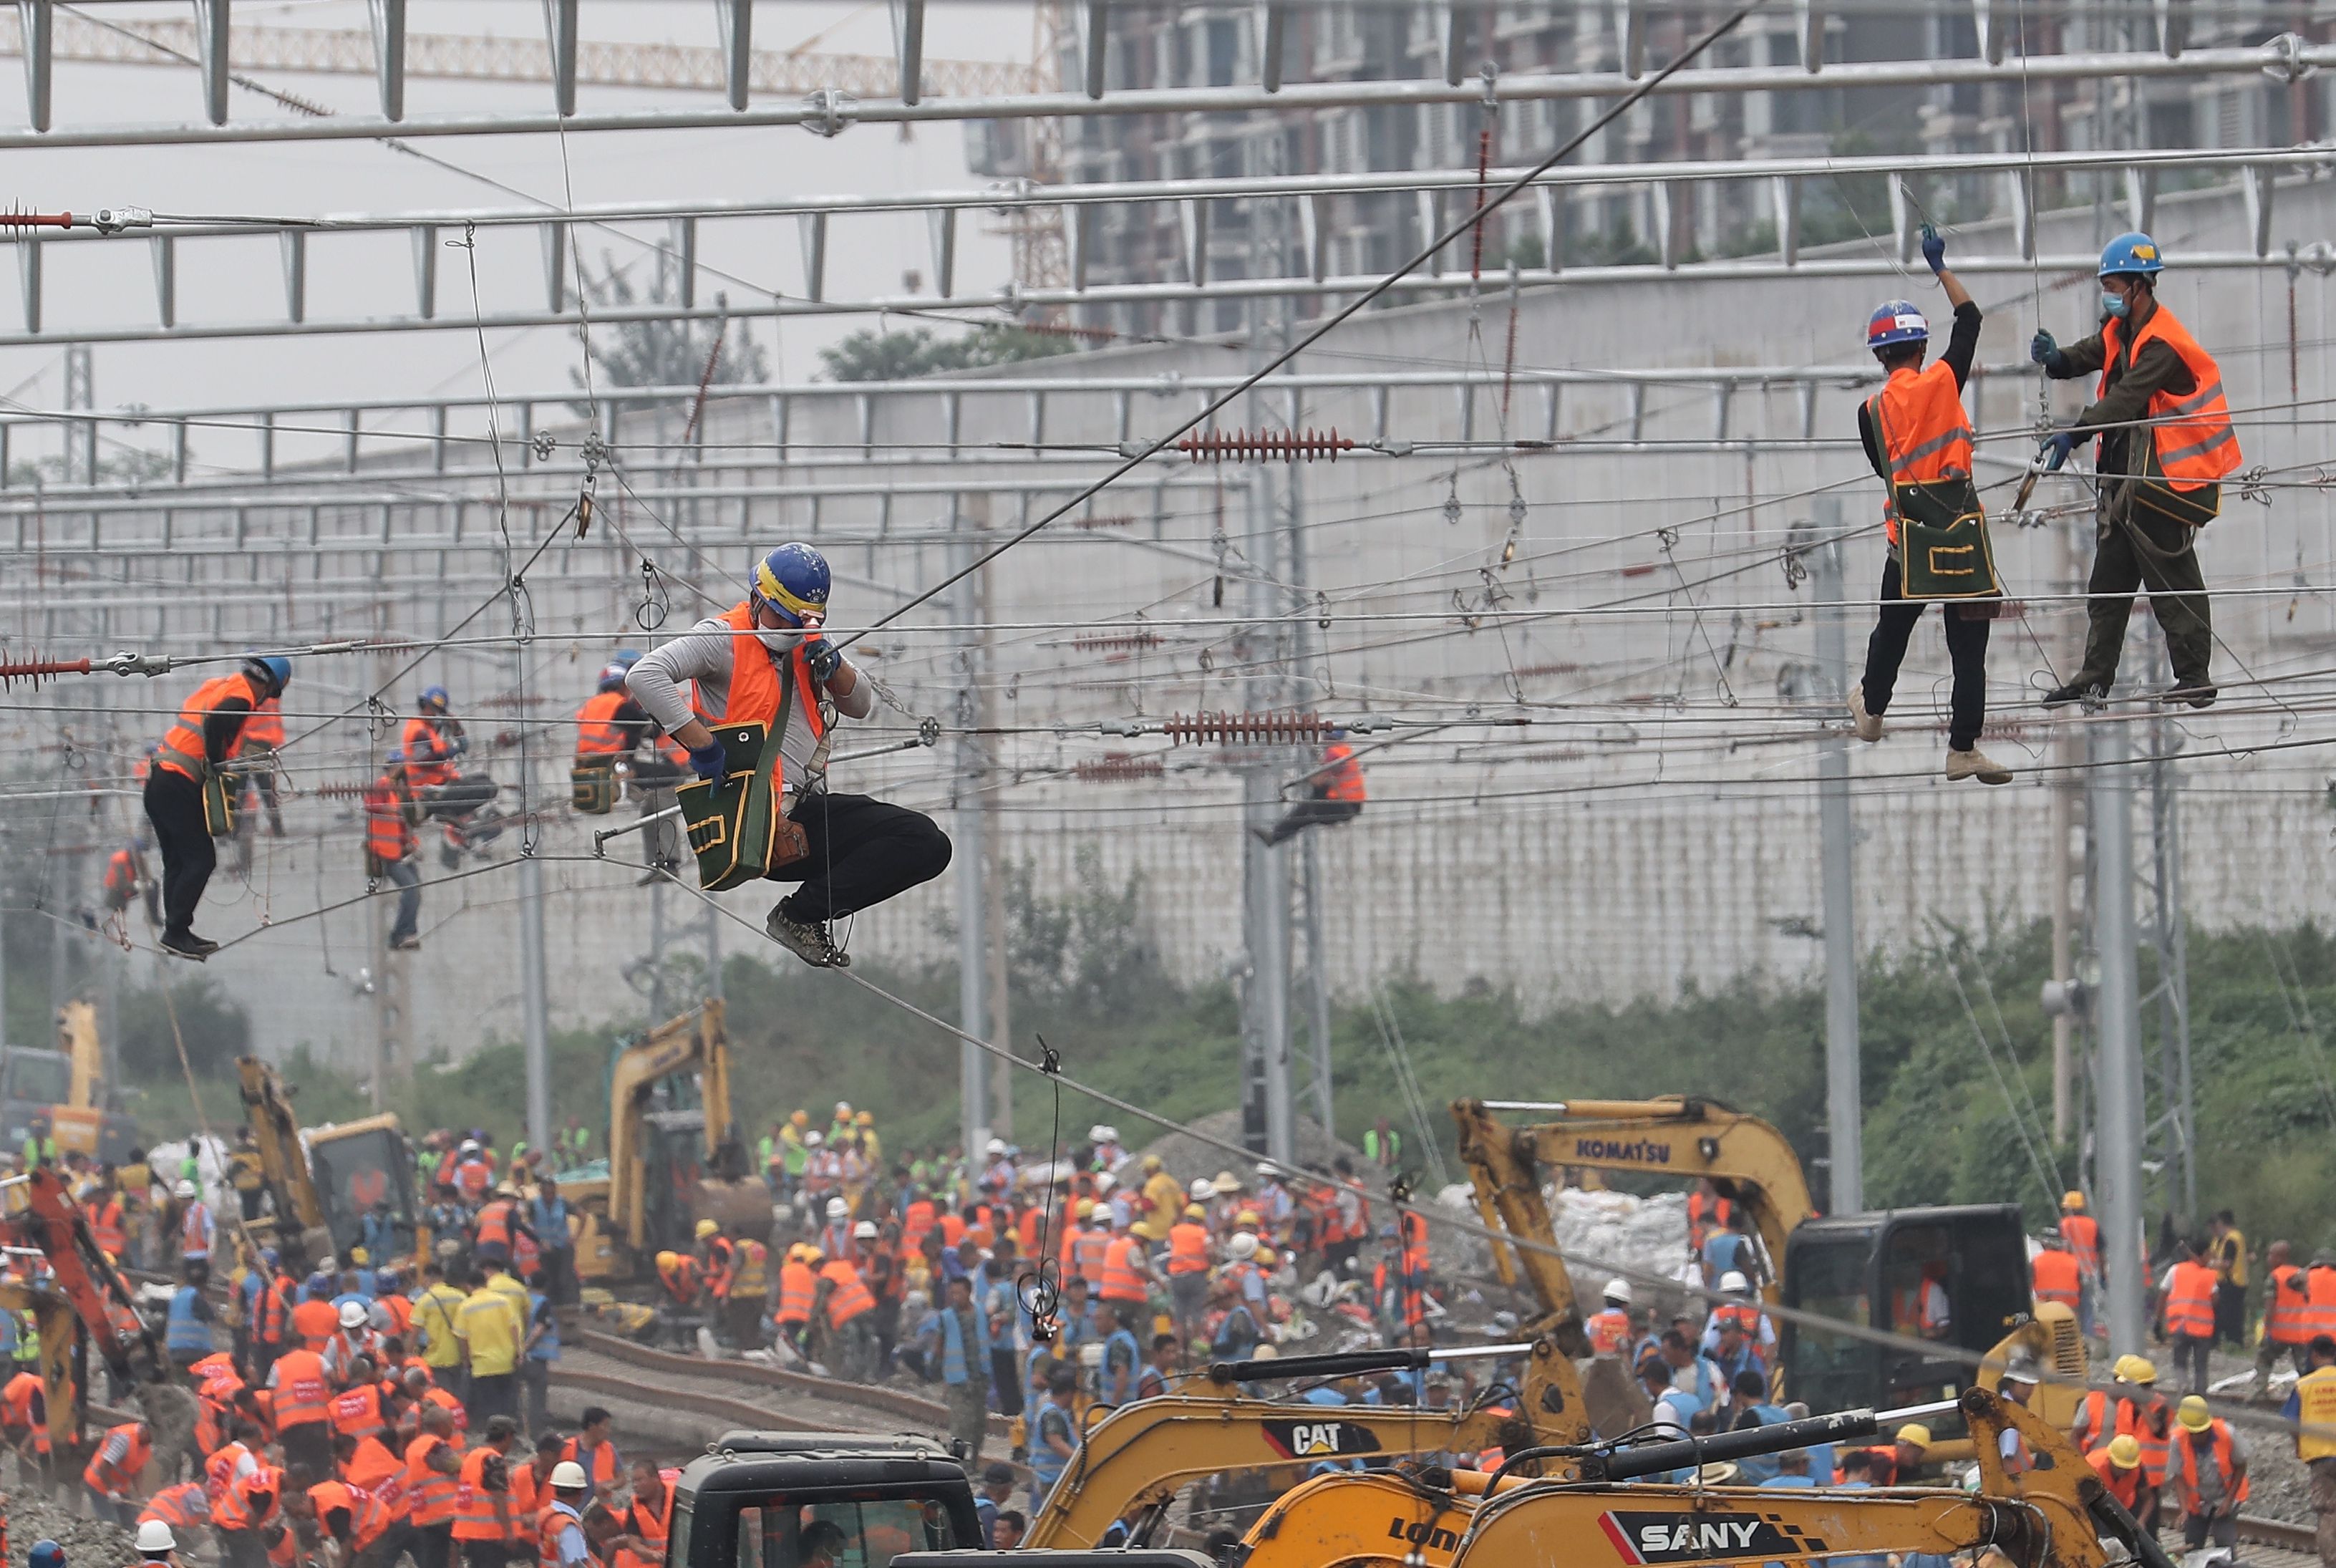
[143, 655, 290, 959]
[1257, 732, 1366, 846]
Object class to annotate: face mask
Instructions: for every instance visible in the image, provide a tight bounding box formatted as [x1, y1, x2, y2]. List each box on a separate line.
[2101, 291, 2130, 320]
[755, 626, 802, 655]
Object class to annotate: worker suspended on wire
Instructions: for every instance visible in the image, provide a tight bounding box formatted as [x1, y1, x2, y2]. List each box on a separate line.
[1846, 227, 2012, 786]
[236, 693, 288, 839]
[363, 752, 423, 953]
[2033, 232, 2239, 710]
[1255, 732, 1366, 846]
[626, 543, 953, 969]
[101, 838, 157, 929]
[574, 650, 684, 876]
[144, 654, 291, 960]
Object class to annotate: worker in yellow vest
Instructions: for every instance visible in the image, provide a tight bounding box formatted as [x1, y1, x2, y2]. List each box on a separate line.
[2034, 232, 2236, 710]
[2282, 1334, 2336, 1567]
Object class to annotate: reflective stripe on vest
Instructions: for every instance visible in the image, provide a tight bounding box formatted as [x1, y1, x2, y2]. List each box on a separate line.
[2116, 1400, 2172, 1485]
[271, 1350, 331, 1428]
[539, 1501, 583, 1568]
[2165, 1261, 2217, 1338]
[574, 691, 630, 757]
[364, 782, 412, 861]
[2305, 1267, 2336, 1342]
[2100, 305, 2241, 491]
[402, 717, 457, 788]
[83, 1423, 151, 1496]
[452, 1448, 510, 1540]
[1098, 1237, 1147, 1303]
[1586, 1308, 1632, 1355]
[2267, 1266, 2314, 1345]
[820, 1262, 874, 1324]
[330, 1384, 387, 1441]
[157, 672, 264, 783]
[2060, 1214, 2102, 1278]
[2031, 1248, 2081, 1308]
[775, 1263, 815, 1325]
[405, 1434, 460, 1526]
[1071, 1232, 1111, 1286]
[2173, 1421, 2249, 1510]
[1165, 1223, 1210, 1275]
[1864, 361, 1975, 547]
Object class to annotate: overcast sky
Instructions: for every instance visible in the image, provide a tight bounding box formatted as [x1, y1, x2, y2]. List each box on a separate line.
[0, 1, 1032, 470]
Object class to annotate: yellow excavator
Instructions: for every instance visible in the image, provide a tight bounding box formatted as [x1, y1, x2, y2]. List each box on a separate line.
[1020, 1344, 1583, 1550]
[1229, 1384, 2168, 1568]
[237, 1057, 420, 1273]
[0, 1002, 140, 1164]
[563, 999, 767, 1282]
[1453, 1097, 2053, 1430]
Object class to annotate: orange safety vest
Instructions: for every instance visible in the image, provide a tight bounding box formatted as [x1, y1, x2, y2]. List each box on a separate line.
[561, 1436, 621, 1494]
[330, 1383, 387, 1442]
[259, 1276, 294, 1347]
[2306, 1266, 2336, 1342]
[613, 1473, 678, 1568]
[1398, 1210, 1430, 1276]
[140, 1481, 210, 1530]
[2164, 1259, 2217, 1338]
[364, 778, 413, 863]
[2060, 1214, 2103, 1279]
[2116, 1397, 2173, 1486]
[271, 1348, 331, 1430]
[573, 691, 631, 758]
[775, 1262, 816, 1325]
[2172, 1421, 2249, 1511]
[402, 715, 459, 789]
[2088, 1448, 2144, 1509]
[475, 1200, 517, 1252]
[901, 1200, 936, 1252]
[102, 848, 137, 898]
[2264, 1266, 2313, 1345]
[2032, 1248, 2082, 1309]
[538, 1501, 584, 1568]
[1319, 742, 1366, 802]
[510, 1463, 553, 1543]
[346, 1434, 406, 1507]
[312, 1479, 395, 1553]
[455, 1160, 493, 1201]
[424, 1385, 468, 1436]
[82, 1422, 152, 1497]
[2, 1372, 47, 1453]
[157, 671, 266, 783]
[1585, 1308, 1632, 1356]
[2098, 304, 2240, 490]
[1711, 1302, 1763, 1338]
[1687, 1191, 1732, 1252]
[819, 1260, 875, 1325]
[1864, 357, 1974, 548]
[204, 1441, 253, 1510]
[89, 1198, 127, 1259]
[2072, 1390, 2111, 1448]
[1070, 1231, 1111, 1288]
[404, 1433, 460, 1527]
[243, 697, 286, 748]
[214, 1463, 283, 1531]
[452, 1446, 513, 1542]
[1098, 1236, 1148, 1305]
[657, 1254, 700, 1305]
[692, 601, 825, 799]
[1165, 1222, 1210, 1276]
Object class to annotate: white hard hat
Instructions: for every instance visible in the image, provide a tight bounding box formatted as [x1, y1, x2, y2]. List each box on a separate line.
[338, 1300, 369, 1329]
[825, 1197, 848, 1219]
[1228, 1233, 1259, 1261]
[1604, 1279, 1633, 1305]
[1720, 1270, 1750, 1294]
[833, 1101, 852, 1115]
[853, 1221, 878, 1240]
[173, 1179, 197, 1199]
[985, 1138, 1007, 1156]
[1093, 1173, 1115, 1194]
[460, 1140, 480, 1155]
[135, 1522, 177, 1554]
[1189, 1179, 1214, 1201]
[549, 1461, 588, 1491]
[803, 1131, 823, 1148]
[1095, 1126, 1119, 1144]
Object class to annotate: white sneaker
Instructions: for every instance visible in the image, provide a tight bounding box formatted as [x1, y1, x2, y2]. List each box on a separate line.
[1945, 747, 2012, 785]
[1848, 686, 1883, 743]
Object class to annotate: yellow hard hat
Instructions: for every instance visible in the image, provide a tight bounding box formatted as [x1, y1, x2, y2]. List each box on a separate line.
[349, 1247, 369, 1266]
[2062, 1190, 2086, 1211]
[2176, 1395, 2212, 1433]
[1183, 1204, 1206, 1219]
[2125, 1356, 2158, 1386]
[1235, 1209, 1261, 1227]
[694, 1219, 719, 1239]
[1075, 1198, 1096, 1219]
[856, 1110, 873, 1126]
[2106, 1434, 2142, 1469]
[1895, 1423, 1932, 1450]
[1255, 1246, 1276, 1265]
[1142, 1155, 1163, 1172]
[654, 1251, 679, 1269]
[790, 1110, 808, 1126]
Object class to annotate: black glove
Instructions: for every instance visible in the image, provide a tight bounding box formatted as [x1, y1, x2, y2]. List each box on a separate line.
[2042, 427, 2080, 473]
[687, 738, 729, 782]
[802, 637, 843, 684]
[1919, 223, 1946, 276]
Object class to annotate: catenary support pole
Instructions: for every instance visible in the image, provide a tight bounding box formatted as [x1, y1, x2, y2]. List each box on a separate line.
[519, 851, 552, 1153]
[2050, 516, 2081, 1141]
[953, 518, 991, 1166]
[1811, 495, 1863, 1214]
[2091, 710, 2146, 1358]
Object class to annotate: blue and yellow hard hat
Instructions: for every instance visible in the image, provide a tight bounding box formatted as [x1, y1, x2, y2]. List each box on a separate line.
[752, 543, 830, 626]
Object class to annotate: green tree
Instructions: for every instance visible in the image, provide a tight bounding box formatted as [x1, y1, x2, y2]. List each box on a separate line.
[818, 324, 1075, 382]
[572, 251, 768, 393]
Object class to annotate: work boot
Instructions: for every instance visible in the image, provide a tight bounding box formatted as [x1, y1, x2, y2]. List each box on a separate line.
[2041, 679, 2107, 710]
[1848, 684, 1883, 743]
[1945, 747, 2013, 785]
[2157, 682, 2217, 710]
[765, 901, 850, 969]
[389, 934, 422, 952]
[159, 931, 218, 962]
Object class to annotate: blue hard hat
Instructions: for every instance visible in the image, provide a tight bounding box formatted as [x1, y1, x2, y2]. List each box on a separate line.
[1866, 300, 1929, 350]
[613, 649, 642, 667]
[241, 653, 291, 693]
[29, 1539, 64, 1568]
[751, 543, 830, 628]
[2098, 231, 2163, 278]
[384, 749, 405, 765]
[304, 1272, 331, 1297]
[419, 685, 449, 711]
[261, 1247, 278, 1267]
[596, 662, 629, 693]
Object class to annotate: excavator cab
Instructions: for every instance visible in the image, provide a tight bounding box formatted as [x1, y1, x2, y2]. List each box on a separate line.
[306, 1118, 419, 1261]
[1779, 1204, 2030, 1424]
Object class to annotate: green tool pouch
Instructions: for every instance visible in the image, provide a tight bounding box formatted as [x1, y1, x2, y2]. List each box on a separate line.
[570, 760, 617, 817]
[2126, 445, 2221, 532]
[1893, 475, 2002, 603]
[677, 722, 810, 891]
[202, 770, 238, 838]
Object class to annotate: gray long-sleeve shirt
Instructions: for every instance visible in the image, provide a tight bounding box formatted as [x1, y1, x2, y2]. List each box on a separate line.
[626, 616, 872, 796]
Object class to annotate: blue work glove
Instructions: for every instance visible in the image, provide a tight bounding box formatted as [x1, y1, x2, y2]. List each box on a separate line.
[2029, 329, 2057, 365]
[1920, 223, 1947, 277]
[687, 737, 729, 782]
[802, 636, 843, 684]
[2042, 427, 2080, 473]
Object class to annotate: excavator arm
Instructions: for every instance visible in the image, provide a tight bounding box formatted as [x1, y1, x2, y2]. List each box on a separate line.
[606, 1000, 731, 1249]
[237, 1056, 334, 1272]
[0, 1281, 92, 1455]
[1453, 1098, 1812, 1309]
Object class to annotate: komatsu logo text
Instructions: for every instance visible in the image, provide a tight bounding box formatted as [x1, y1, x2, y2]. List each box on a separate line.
[1574, 1137, 1672, 1164]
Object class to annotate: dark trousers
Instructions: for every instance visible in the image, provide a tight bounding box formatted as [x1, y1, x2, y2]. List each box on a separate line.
[216, 1527, 267, 1568]
[466, 1370, 516, 1428]
[991, 1347, 1024, 1418]
[143, 768, 215, 938]
[385, 859, 422, 943]
[1861, 557, 1993, 752]
[1266, 796, 1360, 845]
[2214, 1282, 2245, 1345]
[462, 1542, 511, 1568]
[2076, 504, 2214, 689]
[773, 793, 952, 922]
[281, 1420, 333, 1479]
[410, 1523, 454, 1568]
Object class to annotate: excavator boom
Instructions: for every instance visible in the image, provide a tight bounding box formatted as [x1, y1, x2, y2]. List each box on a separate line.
[237, 1056, 334, 1272]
